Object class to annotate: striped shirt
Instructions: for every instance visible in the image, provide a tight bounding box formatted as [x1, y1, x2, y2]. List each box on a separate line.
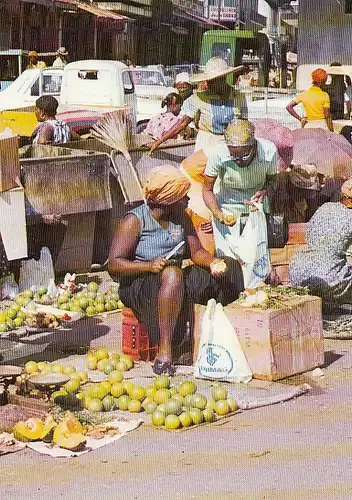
[181, 87, 248, 135]
[32, 119, 71, 145]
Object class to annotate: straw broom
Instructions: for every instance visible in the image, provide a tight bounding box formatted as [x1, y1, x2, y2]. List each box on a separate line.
[91, 109, 146, 202]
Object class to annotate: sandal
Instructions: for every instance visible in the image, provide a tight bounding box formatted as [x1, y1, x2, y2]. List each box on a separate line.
[153, 359, 176, 376]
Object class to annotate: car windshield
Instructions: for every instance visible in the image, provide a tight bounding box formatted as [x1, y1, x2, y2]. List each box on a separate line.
[129, 70, 166, 86]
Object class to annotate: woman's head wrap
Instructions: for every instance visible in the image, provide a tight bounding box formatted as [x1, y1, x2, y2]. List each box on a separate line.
[311, 69, 328, 84]
[224, 120, 256, 147]
[144, 165, 191, 205]
[289, 164, 320, 190]
[341, 179, 352, 199]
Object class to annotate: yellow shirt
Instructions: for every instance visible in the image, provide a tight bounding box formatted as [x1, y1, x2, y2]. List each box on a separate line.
[26, 61, 46, 70]
[295, 86, 330, 121]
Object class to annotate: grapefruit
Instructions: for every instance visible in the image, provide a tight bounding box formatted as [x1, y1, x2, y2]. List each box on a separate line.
[189, 408, 204, 425]
[190, 393, 207, 410]
[179, 411, 193, 428]
[128, 400, 142, 413]
[110, 382, 125, 398]
[62, 365, 76, 375]
[214, 400, 230, 416]
[118, 395, 131, 411]
[144, 401, 158, 414]
[227, 398, 238, 413]
[115, 361, 128, 372]
[51, 363, 63, 374]
[165, 414, 181, 430]
[108, 370, 123, 384]
[154, 375, 170, 390]
[87, 399, 103, 412]
[163, 398, 183, 416]
[212, 385, 227, 401]
[102, 395, 115, 411]
[152, 410, 166, 426]
[129, 385, 146, 402]
[203, 408, 216, 423]
[178, 380, 196, 396]
[154, 389, 171, 404]
[95, 347, 108, 360]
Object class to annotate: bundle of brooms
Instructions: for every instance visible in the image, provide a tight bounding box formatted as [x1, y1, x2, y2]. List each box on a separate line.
[91, 108, 146, 202]
[91, 108, 133, 161]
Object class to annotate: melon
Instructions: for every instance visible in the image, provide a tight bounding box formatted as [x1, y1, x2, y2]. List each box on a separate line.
[53, 422, 86, 451]
[41, 415, 57, 442]
[13, 418, 44, 442]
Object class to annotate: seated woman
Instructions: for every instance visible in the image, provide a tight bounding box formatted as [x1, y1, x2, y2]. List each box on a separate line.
[289, 180, 352, 309]
[108, 165, 244, 375]
[145, 93, 184, 140]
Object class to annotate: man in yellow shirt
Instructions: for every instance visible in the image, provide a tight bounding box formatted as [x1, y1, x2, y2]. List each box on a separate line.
[286, 69, 333, 131]
[26, 51, 46, 70]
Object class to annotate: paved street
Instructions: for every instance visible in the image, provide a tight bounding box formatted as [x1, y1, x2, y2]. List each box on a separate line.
[1, 300, 351, 500]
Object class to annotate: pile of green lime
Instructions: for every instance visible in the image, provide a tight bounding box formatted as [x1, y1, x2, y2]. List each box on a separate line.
[0, 289, 35, 332]
[85, 348, 134, 373]
[55, 282, 124, 316]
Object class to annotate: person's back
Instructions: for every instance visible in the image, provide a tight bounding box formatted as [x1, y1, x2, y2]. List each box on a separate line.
[325, 77, 346, 120]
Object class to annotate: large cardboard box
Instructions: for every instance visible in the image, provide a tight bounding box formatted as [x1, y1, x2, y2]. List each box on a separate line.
[0, 135, 20, 192]
[0, 185, 27, 260]
[223, 295, 324, 381]
[270, 244, 307, 266]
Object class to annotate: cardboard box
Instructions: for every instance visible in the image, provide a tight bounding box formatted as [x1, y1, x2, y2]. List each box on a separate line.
[0, 185, 27, 260]
[288, 223, 307, 245]
[0, 135, 20, 192]
[270, 244, 307, 266]
[224, 295, 324, 381]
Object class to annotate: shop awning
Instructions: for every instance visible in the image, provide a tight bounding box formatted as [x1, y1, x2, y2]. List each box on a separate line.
[174, 10, 228, 29]
[75, 2, 130, 20]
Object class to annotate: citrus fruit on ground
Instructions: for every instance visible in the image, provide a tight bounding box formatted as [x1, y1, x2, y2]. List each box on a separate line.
[103, 363, 115, 375]
[183, 394, 193, 407]
[37, 362, 48, 372]
[117, 300, 124, 309]
[157, 403, 166, 413]
[11, 303, 21, 312]
[51, 363, 63, 374]
[190, 393, 207, 410]
[102, 395, 115, 411]
[100, 381, 111, 395]
[70, 304, 82, 313]
[212, 384, 227, 401]
[171, 393, 184, 404]
[23, 289, 34, 299]
[152, 410, 166, 426]
[24, 361, 38, 374]
[108, 353, 120, 362]
[13, 317, 24, 327]
[205, 398, 216, 410]
[227, 398, 238, 412]
[169, 386, 178, 397]
[87, 281, 99, 293]
[85, 305, 96, 316]
[6, 308, 17, 319]
[0, 323, 8, 333]
[95, 347, 108, 360]
[154, 375, 170, 390]
[141, 397, 153, 409]
[203, 408, 216, 423]
[16, 310, 26, 320]
[165, 414, 181, 430]
[104, 301, 114, 312]
[178, 380, 196, 396]
[86, 356, 98, 370]
[15, 296, 26, 306]
[145, 386, 156, 398]
[94, 303, 105, 313]
[163, 398, 183, 416]
[118, 395, 131, 411]
[37, 286, 47, 296]
[154, 388, 171, 404]
[77, 298, 89, 310]
[95, 293, 106, 304]
[179, 411, 193, 428]
[144, 401, 158, 414]
[108, 370, 123, 384]
[214, 399, 230, 416]
[128, 399, 142, 413]
[77, 371, 88, 383]
[189, 408, 204, 425]
[97, 359, 109, 372]
[129, 385, 146, 402]
[6, 319, 16, 330]
[87, 398, 103, 412]
[62, 365, 76, 375]
[88, 384, 107, 400]
[63, 378, 81, 394]
[119, 355, 134, 370]
[110, 382, 125, 398]
[122, 381, 134, 395]
[115, 360, 128, 372]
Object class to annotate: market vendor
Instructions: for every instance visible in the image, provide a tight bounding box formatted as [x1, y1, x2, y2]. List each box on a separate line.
[148, 57, 247, 153]
[108, 165, 244, 376]
[289, 179, 352, 310]
[202, 120, 277, 259]
[31, 95, 79, 145]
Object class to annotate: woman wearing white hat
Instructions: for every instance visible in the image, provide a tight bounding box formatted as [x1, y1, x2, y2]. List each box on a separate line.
[174, 72, 193, 102]
[149, 57, 247, 153]
[53, 47, 69, 69]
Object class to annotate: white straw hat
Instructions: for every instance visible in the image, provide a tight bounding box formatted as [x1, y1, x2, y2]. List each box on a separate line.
[190, 57, 244, 83]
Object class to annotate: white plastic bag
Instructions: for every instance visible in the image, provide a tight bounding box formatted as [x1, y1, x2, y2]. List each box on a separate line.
[226, 203, 270, 289]
[19, 247, 55, 291]
[194, 299, 252, 383]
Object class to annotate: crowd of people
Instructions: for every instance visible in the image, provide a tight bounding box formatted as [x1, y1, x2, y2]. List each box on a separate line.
[4, 53, 352, 374]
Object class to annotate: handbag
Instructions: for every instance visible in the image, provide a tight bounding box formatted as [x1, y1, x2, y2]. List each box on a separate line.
[240, 212, 288, 249]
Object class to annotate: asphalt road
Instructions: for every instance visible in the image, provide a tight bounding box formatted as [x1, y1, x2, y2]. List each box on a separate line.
[1, 309, 352, 500]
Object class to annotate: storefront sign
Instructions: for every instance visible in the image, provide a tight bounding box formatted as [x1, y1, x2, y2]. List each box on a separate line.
[209, 6, 237, 22]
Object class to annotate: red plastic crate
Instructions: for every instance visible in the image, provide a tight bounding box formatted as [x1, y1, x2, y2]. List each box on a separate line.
[122, 308, 158, 361]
